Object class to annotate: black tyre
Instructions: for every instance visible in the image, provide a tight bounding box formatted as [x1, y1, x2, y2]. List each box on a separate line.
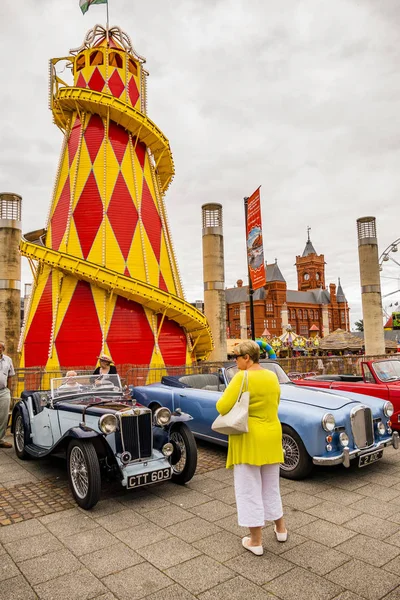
[13, 412, 30, 460]
[170, 423, 197, 484]
[280, 425, 313, 480]
[67, 440, 101, 509]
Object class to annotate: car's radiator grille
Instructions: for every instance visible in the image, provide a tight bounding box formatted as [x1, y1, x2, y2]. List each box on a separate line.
[119, 412, 152, 460]
[351, 405, 374, 448]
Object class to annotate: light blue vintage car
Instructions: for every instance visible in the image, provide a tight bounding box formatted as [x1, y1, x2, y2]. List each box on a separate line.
[133, 361, 399, 479]
[11, 374, 197, 509]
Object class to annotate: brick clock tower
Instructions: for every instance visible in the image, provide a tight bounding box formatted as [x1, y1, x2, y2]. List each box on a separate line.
[296, 228, 326, 291]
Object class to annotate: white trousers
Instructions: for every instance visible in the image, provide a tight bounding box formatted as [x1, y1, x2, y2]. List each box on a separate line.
[233, 463, 283, 527]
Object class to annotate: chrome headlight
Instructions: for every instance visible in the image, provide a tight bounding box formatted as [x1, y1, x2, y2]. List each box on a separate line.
[339, 432, 349, 447]
[322, 413, 335, 432]
[99, 413, 118, 434]
[384, 401, 394, 418]
[377, 421, 386, 436]
[154, 407, 171, 426]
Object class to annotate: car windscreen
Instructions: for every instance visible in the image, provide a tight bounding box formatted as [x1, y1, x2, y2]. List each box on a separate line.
[225, 362, 290, 384]
[373, 360, 400, 382]
[51, 374, 123, 399]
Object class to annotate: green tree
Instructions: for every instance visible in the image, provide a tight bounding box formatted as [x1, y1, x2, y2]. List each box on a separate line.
[354, 319, 364, 332]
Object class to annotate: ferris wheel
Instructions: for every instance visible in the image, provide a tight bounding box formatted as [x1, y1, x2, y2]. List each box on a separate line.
[379, 238, 400, 319]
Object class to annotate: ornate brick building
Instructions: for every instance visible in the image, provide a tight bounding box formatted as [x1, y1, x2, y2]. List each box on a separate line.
[226, 233, 350, 339]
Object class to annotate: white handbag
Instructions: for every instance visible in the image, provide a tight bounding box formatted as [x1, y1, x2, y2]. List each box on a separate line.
[211, 371, 249, 435]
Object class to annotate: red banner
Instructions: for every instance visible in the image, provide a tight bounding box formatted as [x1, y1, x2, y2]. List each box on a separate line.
[246, 187, 266, 290]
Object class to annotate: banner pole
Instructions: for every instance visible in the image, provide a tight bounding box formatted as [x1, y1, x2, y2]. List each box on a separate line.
[244, 196, 256, 341]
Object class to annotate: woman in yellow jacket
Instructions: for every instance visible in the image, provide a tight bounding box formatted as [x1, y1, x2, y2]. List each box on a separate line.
[216, 340, 287, 556]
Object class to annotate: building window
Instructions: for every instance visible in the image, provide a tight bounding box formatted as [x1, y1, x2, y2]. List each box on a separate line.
[234, 307, 239, 316]
[266, 303, 273, 314]
[298, 310, 302, 320]
[341, 311, 345, 323]
[291, 310, 296, 319]
[235, 322, 240, 331]
[109, 51, 123, 68]
[75, 54, 85, 72]
[272, 319, 277, 329]
[304, 273, 310, 281]
[90, 50, 104, 66]
[128, 58, 138, 75]
[300, 325, 308, 335]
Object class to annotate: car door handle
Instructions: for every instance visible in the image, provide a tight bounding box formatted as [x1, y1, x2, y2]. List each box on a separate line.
[179, 394, 187, 397]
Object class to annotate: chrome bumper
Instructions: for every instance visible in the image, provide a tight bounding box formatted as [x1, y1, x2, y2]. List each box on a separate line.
[312, 431, 399, 468]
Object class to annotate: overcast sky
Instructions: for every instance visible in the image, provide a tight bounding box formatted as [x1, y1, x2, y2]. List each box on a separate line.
[1, 0, 399, 328]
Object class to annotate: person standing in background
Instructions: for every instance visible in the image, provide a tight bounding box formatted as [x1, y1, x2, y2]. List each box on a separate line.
[0, 342, 15, 448]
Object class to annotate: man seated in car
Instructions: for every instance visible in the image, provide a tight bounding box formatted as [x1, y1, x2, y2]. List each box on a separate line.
[59, 371, 81, 393]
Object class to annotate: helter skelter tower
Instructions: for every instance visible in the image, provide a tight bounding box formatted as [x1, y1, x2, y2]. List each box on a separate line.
[19, 25, 212, 373]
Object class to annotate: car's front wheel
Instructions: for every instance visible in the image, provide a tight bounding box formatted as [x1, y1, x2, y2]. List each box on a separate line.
[170, 423, 197, 484]
[67, 440, 101, 509]
[280, 425, 313, 480]
[13, 412, 29, 460]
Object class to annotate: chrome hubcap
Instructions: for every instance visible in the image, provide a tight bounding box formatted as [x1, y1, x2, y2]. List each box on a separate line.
[15, 416, 24, 452]
[170, 431, 187, 474]
[69, 446, 89, 499]
[281, 434, 300, 471]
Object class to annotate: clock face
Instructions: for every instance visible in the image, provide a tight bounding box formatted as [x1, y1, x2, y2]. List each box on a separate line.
[304, 273, 310, 281]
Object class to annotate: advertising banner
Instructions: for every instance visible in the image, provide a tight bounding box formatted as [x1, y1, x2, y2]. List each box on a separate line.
[246, 187, 266, 290]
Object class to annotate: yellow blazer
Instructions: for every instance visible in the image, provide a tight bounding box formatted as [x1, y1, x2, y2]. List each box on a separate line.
[216, 369, 284, 469]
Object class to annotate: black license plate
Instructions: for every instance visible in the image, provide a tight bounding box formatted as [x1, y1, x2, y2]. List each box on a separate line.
[127, 467, 172, 489]
[359, 450, 383, 467]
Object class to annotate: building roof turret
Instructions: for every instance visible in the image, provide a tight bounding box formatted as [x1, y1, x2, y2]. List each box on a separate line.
[266, 259, 286, 283]
[336, 278, 347, 303]
[302, 226, 317, 256]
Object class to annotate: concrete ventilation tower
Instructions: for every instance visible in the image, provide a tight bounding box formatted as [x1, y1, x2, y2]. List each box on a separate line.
[357, 216, 385, 355]
[202, 203, 225, 361]
[0, 193, 21, 365]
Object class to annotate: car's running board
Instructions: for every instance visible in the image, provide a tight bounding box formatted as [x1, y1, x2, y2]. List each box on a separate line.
[25, 444, 53, 458]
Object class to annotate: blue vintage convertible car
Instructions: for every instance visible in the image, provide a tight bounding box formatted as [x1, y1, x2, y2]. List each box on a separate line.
[133, 361, 399, 479]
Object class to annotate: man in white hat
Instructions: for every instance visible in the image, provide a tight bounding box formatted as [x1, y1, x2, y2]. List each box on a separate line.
[0, 342, 15, 448]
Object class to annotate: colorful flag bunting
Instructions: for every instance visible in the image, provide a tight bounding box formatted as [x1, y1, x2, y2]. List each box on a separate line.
[79, 0, 107, 15]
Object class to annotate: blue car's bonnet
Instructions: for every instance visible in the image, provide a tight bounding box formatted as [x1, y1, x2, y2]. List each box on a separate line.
[280, 384, 356, 410]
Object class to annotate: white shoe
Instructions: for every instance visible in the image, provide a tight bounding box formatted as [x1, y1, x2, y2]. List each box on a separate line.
[274, 525, 288, 542]
[242, 536, 264, 556]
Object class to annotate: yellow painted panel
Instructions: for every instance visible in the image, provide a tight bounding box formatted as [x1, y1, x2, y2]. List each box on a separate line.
[121, 138, 141, 210]
[159, 234, 177, 295]
[91, 284, 107, 340]
[103, 218, 125, 274]
[147, 347, 167, 383]
[104, 141, 121, 209]
[49, 149, 70, 222]
[86, 224, 105, 267]
[141, 228, 160, 288]
[71, 137, 93, 211]
[92, 138, 105, 206]
[126, 225, 147, 282]
[63, 217, 83, 259]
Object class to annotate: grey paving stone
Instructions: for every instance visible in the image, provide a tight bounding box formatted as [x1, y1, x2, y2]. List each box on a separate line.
[80, 541, 144, 577]
[283, 491, 324, 511]
[39, 508, 82, 525]
[44, 513, 99, 540]
[354, 482, 400, 503]
[83, 498, 126, 518]
[138, 582, 197, 600]
[331, 593, 366, 600]
[92, 594, 118, 600]
[149, 481, 192, 498]
[0, 543, 5, 556]
[198, 575, 276, 600]
[329, 478, 370, 492]
[18, 548, 80, 585]
[0, 518, 47, 544]
[137, 536, 201, 569]
[383, 554, 400, 576]
[361, 471, 400, 487]
[164, 555, 234, 594]
[186, 476, 229, 494]
[261, 528, 308, 555]
[204, 468, 233, 482]
[316, 488, 366, 505]
[34, 567, 106, 600]
[336, 534, 400, 567]
[284, 507, 319, 530]
[296, 519, 357, 547]
[345, 513, 400, 538]
[204, 485, 237, 505]
[282, 479, 330, 495]
[188, 499, 237, 522]
[380, 588, 400, 600]
[94, 508, 147, 532]
[192, 530, 245, 562]
[166, 516, 222, 543]
[225, 549, 294, 585]
[145, 504, 194, 527]
[264, 566, 343, 600]
[103, 562, 173, 600]
[62, 526, 117, 556]
[348, 496, 399, 519]
[214, 514, 247, 537]
[168, 490, 212, 509]
[0, 575, 38, 600]
[119, 492, 169, 512]
[305, 501, 362, 525]
[281, 540, 349, 575]
[386, 530, 400, 547]
[0, 553, 19, 581]
[326, 559, 400, 600]
[5, 531, 63, 562]
[115, 521, 172, 550]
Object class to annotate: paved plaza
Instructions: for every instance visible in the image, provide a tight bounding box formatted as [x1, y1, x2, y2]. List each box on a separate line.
[1, 435, 400, 600]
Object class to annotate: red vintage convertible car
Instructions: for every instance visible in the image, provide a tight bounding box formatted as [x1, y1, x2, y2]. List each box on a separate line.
[295, 358, 400, 431]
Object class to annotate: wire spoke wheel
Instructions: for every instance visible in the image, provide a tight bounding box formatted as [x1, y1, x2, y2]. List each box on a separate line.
[15, 415, 25, 453]
[69, 446, 89, 499]
[281, 433, 300, 471]
[170, 430, 187, 475]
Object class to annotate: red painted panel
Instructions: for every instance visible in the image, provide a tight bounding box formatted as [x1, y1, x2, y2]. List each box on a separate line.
[108, 68, 125, 98]
[24, 275, 53, 368]
[107, 296, 154, 365]
[157, 316, 187, 366]
[107, 172, 138, 260]
[159, 273, 168, 293]
[73, 171, 103, 259]
[68, 117, 82, 167]
[141, 179, 162, 261]
[88, 67, 105, 92]
[50, 177, 70, 250]
[135, 139, 146, 170]
[128, 75, 139, 107]
[76, 73, 86, 89]
[55, 281, 102, 367]
[108, 122, 129, 164]
[84, 115, 104, 164]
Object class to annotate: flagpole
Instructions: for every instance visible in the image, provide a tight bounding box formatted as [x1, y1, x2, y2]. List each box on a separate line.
[106, 0, 110, 41]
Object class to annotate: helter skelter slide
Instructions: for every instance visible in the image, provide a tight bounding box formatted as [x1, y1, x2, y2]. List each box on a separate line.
[19, 25, 212, 376]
